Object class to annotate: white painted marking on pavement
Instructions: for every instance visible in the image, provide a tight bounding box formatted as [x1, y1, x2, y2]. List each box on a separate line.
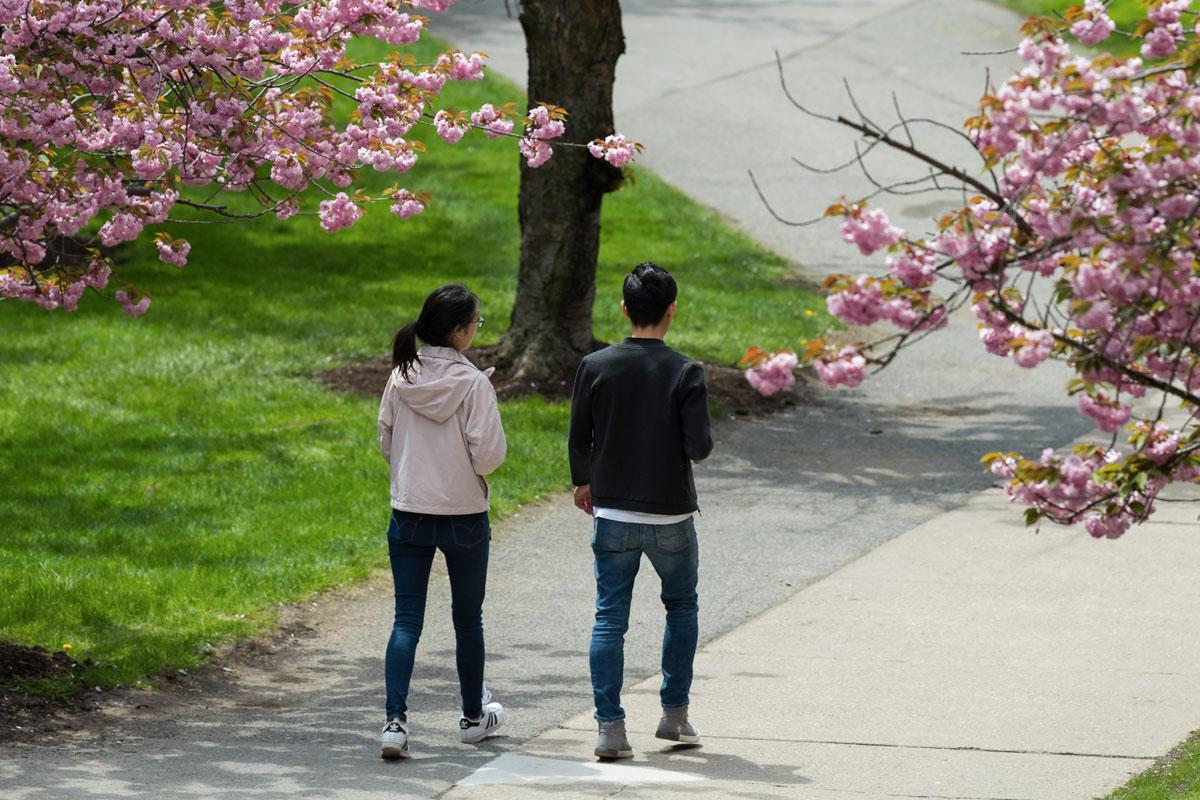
[457, 753, 705, 786]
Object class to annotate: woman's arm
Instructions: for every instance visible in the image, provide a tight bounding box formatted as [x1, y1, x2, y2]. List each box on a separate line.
[377, 372, 397, 464]
[463, 374, 507, 475]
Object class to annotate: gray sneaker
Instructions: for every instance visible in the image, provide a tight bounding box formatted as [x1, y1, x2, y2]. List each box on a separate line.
[655, 705, 700, 744]
[595, 719, 633, 759]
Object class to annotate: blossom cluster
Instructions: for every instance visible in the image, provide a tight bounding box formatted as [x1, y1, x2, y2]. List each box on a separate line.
[0, 1, 637, 317]
[744, 350, 798, 396]
[748, 1, 1200, 535]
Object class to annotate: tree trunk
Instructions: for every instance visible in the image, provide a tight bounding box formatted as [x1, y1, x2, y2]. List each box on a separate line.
[495, 0, 625, 393]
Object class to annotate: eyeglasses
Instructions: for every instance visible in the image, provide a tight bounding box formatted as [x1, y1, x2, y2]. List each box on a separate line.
[473, 316, 485, 328]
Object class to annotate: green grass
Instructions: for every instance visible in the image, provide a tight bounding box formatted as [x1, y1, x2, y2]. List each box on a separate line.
[0, 36, 828, 693]
[994, 0, 1200, 55]
[1103, 730, 1200, 799]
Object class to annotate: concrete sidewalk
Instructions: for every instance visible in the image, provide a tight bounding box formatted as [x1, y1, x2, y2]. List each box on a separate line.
[424, 3, 1200, 795]
[443, 487, 1200, 799]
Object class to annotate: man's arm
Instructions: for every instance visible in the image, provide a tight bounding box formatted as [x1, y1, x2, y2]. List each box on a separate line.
[678, 361, 714, 462]
[567, 359, 594, 488]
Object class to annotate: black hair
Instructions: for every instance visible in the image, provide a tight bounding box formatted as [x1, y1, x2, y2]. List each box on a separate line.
[392, 283, 480, 381]
[622, 262, 677, 327]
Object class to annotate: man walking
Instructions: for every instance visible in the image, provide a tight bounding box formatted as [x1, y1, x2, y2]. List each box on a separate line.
[568, 262, 714, 759]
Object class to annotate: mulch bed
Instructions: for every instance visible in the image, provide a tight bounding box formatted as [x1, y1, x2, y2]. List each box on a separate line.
[0, 641, 85, 686]
[0, 642, 97, 741]
[318, 343, 815, 418]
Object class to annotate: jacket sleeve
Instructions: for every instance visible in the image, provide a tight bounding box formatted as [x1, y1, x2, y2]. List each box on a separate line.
[567, 359, 594, 486]
[463, 374, 507, 476]
[678, 361, 714, 462]
[377, 371, 396, 464]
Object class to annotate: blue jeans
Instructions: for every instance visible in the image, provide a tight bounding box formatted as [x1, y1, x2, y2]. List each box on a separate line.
[589, 516, 699, 722]
[384, 509, 490, 721]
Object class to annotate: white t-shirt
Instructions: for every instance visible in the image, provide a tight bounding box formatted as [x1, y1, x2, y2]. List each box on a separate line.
[594, 507, 694, 525]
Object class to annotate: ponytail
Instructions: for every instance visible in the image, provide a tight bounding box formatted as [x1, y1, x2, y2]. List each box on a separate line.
[390, 283, 480, 383]
[392, 323, 420, 381]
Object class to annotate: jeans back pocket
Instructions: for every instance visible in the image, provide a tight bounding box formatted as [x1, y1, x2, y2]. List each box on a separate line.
[388, 510, 435, 547]
[653, 519, 693, 554]
[449, 514, 490, 548]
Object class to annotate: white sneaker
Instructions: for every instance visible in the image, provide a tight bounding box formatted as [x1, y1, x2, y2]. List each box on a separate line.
[380, 719, 410, 759]
[481, 684, 493, 706]
[459, 702, 505, 743]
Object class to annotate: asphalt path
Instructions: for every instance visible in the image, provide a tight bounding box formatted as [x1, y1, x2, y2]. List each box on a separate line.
[2, 1, 1103, 798]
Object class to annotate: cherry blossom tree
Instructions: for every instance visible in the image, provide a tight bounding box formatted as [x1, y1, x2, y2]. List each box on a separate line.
[0, 0, 638, 317]
[747, 0, 1200, 537]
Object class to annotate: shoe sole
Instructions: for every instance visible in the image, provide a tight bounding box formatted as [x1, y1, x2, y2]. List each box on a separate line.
[381, 744, 410, 760]
[594, 747, 633, 759]
[655, 729, 700, 744]
[460, 719, 504, 744]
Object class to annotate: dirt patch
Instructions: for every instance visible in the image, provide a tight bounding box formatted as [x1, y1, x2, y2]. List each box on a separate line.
[0, 617, 324, 746]
[0, 641, 86, 685]
[317, 344, 816, 418]
[0, 642, 96, 742]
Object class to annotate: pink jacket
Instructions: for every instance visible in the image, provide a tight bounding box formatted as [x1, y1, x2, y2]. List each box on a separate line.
[377, 346, 507, 514]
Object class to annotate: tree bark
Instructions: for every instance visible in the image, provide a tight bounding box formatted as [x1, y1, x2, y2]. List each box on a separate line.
[496, 0, 625, 392]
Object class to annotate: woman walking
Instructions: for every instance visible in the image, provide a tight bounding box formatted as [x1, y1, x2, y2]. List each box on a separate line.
[376, 284, 506, 759]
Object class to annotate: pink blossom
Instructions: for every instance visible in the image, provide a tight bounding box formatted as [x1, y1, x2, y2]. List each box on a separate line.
[587, 134, 639, 167]
[520, 137, 554, 168]
[1011, 328, 1053, 368]
[470, 104, 515, 139]
[1078, 392, 1131, 433]
[389, 189, 425, 220]
[99, 213, 144, 247]
[275, 199, 300, 220]
[269, 155, 306, 190]
[826, 276, 884, 326]
[1142, 26, 1180, 59]
[317, 193, 362, 233]
[115, 289, 151, 318]
[814, 346, 867, 389]
[744, 351, 798, 397]
[434, 110, 468, 144]
[1084, 514, 1130, 539]
[1148, 0, 1188, 26]
[839, 209, 903, 256]
[446, 51, 485, 81]
[886, 252, 936, 288]
[1071, 0, 1115, 45]
[155, 239, 191, 267]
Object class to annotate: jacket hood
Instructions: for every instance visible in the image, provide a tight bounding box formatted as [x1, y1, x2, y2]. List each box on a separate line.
[394, 346, 480, 424]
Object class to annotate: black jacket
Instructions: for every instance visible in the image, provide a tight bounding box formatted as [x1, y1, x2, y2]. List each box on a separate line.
[568, 338, 714, 514]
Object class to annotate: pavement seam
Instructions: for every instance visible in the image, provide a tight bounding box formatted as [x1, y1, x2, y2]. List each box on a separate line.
[554, 725, 1157, 761]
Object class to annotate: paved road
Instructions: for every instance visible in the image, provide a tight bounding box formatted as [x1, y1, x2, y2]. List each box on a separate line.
[3, 1, 1130, 798]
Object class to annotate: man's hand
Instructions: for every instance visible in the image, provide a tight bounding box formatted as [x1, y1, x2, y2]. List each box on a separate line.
[573, 484, 593, 516]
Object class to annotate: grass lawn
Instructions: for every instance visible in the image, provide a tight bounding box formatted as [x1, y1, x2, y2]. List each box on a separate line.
[1103, 730, 1200, 800]
[0, 35, 829, 694]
